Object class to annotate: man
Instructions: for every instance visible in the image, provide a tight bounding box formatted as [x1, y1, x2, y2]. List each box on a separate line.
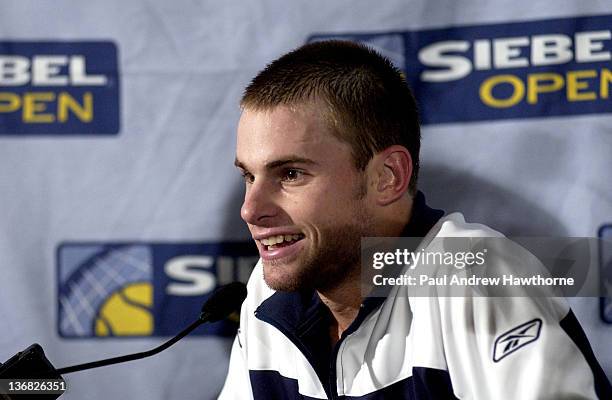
[219, 40, 611, 399]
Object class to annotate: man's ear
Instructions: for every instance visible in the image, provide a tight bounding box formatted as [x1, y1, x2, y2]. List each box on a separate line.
[372, 145, 412, 206]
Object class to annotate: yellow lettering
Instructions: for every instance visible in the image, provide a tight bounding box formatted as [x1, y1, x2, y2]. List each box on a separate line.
[567, 70, 597, 101]
[58, 92, 93, 122]
[480, 75, 525, 108]
[601, 68, 612, 99]
[0, 92, 21, 113]
[23, 92, 55, 123]
[527, 73, 564, 104]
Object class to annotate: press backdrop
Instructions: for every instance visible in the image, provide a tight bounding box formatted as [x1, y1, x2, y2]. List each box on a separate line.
[0, 1, 610, 399]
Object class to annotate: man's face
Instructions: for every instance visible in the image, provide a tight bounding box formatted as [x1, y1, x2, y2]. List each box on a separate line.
[235, 103, 374, 292]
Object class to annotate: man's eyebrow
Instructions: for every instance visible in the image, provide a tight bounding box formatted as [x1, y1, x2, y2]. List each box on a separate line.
[234, 157, 318, 170]
[265, 157, 318, 169]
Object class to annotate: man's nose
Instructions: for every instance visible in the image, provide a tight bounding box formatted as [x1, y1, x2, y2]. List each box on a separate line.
[240, 181, 277, 225]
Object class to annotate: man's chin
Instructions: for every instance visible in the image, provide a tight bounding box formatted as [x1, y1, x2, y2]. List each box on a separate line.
[262, 262, 306, 292]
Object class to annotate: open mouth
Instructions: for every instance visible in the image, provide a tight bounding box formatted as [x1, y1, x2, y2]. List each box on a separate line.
[260, 234, 305, 251]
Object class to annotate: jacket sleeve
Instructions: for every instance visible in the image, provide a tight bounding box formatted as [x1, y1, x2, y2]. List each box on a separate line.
[438, 295, 611, 399]
[433, 236, 612, 399]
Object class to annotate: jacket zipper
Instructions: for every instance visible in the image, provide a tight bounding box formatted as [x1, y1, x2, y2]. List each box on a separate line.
[328, 338, 344, 400]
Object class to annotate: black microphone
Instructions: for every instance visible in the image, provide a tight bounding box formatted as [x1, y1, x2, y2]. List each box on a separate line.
[56, 281, 247, 375]
[200, 281, 248, 322]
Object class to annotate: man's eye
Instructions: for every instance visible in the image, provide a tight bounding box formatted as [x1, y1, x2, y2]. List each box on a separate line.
[282, 169, 303, 182]
[241, 172, 254, 184]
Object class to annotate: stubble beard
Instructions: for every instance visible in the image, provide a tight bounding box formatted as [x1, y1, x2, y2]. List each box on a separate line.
[263, 180, 372, 293]
[263, 222, 367, 292]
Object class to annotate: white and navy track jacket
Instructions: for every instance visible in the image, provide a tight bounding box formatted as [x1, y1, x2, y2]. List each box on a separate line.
[219, 193, 611, 399]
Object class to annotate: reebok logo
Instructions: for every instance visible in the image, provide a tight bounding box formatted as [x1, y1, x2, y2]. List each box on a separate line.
[493, 319, 542, 362]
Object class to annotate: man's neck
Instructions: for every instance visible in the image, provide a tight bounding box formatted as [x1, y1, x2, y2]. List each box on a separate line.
[317, 276, 363, 346]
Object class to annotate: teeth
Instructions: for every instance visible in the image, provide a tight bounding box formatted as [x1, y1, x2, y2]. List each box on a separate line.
[260, 234, 303, 247]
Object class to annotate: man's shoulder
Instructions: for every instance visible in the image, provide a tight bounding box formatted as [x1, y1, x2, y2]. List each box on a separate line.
[406, 211, 571, 323]
[434, 212, 505, 239]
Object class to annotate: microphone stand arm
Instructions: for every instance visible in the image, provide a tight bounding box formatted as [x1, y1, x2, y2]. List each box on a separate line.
[57, 316, 206, 375]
